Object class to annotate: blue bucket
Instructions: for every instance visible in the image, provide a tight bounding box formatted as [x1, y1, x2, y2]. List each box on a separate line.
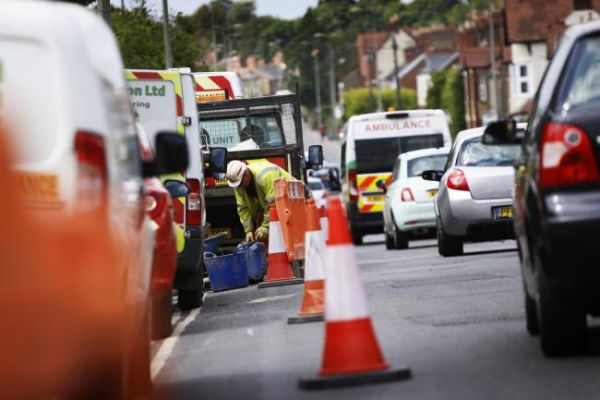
[204, 249, 248, 292]
[237, 243, 267, 282]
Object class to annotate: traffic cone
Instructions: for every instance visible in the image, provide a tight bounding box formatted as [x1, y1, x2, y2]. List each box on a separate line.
[288, 199, 325, 324]
[319, 205, 328, 241]
[258, 204, 303, 288]
[298, 197, 411, 390]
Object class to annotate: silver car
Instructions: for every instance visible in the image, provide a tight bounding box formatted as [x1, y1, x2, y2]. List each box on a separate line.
[423, 125, 524, 256]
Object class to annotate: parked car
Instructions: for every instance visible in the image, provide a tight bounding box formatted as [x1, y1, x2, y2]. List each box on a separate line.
[382, 148, 449, 249]
[423, 125, 524, 257]
[307, 176, 328, 208]
[0, 1, 187, 397]
[483, 21, 600, 356]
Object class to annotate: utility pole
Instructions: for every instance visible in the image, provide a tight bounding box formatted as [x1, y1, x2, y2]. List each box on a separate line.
[121, 0, 125, 10]
[312, 48, 323, 130]
[374, 50, 383, 112]
[97, 0, 111, 26]
[392, 32, 402, 110]
[162, 0, 173, 69]
[328, 42, 337, 139]
[489, 3, 499, 119]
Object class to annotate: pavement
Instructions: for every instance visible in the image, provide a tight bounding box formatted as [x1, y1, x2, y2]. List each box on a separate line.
[151, 236, 600, 400]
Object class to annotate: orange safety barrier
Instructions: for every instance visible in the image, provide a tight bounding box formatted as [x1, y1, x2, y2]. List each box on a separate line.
[274, 178, 307, 262]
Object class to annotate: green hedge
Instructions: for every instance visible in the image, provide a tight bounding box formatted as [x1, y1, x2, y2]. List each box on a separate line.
[342, 87, 417, 121]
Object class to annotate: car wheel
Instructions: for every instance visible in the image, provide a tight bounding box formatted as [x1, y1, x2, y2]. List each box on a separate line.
[351, 229, 363, 245]
[126, 303, 152, 398]
[538, 276, 586, 357]
[178, 287, 203, 311]
[151, 294, 173, 340]
[437, 219, 463, 257]
[394, 225, 408, 250]
[524, 287, 539, 336]
[385, 229, 395, 250]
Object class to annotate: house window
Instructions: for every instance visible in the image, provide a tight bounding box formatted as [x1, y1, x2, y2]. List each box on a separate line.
[574, 0, 592, 10]
[515, 64, 530, 95]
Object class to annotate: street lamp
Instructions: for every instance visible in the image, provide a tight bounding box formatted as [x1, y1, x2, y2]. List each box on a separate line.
[311, 47, 322, 131]
[314, 32, 338, 139]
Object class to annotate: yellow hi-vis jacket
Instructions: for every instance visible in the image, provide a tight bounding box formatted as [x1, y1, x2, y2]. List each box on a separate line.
[234, 160, 293, 234]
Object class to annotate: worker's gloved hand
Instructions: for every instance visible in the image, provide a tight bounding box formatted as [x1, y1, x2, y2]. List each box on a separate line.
[245, 232, 255, 243]
[254, 227, 269, 242]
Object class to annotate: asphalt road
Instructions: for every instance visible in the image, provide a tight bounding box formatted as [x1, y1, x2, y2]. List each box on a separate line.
[151, 236, 600, 400]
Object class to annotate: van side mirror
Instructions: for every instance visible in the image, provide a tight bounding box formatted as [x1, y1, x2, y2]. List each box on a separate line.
[422, 170, 443, 182]
[483, 119, 522, 145]
[307, 145, 323, 170]
[163, 179, 190, 198]
[376, 179, 387, 193]
[142, 131, 188, 177]
[209, 147, 228, 179]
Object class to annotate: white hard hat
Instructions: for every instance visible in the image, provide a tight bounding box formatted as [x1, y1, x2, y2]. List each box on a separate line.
[226, 160, 247, 188]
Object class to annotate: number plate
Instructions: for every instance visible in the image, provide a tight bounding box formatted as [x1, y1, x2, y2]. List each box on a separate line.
[492, 206, 513, 219]
[427, 189, 438, 198]
[364, 195, 384, 202]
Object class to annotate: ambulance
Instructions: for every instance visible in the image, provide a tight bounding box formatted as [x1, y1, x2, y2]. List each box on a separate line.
[340, 110, 452, 244]
[126, 69, 206, 311]
[193, 71, 245, 103]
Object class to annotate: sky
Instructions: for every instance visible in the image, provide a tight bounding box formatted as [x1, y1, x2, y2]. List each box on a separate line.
[111, 0, 320, 19]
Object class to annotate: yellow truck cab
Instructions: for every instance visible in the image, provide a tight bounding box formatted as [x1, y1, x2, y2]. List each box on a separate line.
[341, 110, 452, 244]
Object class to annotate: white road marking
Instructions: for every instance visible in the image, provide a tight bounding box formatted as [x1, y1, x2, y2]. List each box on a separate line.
[151, 308, 200, 380]
[247, 294, 295, 304]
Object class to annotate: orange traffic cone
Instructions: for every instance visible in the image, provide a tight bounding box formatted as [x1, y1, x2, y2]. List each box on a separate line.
[258, 204, 303, 288]
[299, 197, 411, 390]
[288, 199, 325, 324]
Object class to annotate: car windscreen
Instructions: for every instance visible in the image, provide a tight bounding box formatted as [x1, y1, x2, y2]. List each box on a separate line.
[199, 113, 285, 149]
[308, 181, 324, 191]
[555, 35, 600, 112]
[457, 137, 520, 167]
[355, 134, 444, 173]
[407, 154, 448, 177]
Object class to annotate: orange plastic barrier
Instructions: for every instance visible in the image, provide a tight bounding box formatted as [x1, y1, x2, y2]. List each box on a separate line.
[274, 178, 306, 262]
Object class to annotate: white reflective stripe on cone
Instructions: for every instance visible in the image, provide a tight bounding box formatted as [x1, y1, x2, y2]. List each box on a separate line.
[304, 230, 325, 281]
[320, 217, 329, 241]
[269, 220, 286, 254]
[325, 244, 369, 321]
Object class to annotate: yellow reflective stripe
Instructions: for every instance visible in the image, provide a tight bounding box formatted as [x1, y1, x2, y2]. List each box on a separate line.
[237, 204, 248, 211]
[125, 70, 136, 80]
[256, 166, 280, 182]
[242, 220, 253, 228]
[265, 195, 275, 203]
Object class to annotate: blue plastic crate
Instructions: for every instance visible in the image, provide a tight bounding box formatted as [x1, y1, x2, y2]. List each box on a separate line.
[237, 242, 267, 282]
[204, 249, 248, 292]
[204, 232, 227, 254]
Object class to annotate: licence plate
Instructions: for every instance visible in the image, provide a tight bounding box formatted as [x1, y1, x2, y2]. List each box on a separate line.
[206, 228, 232, 239]
[427, 189, 438, 198]
[214, 178, 228, 186]
[365, 195, 384, 202]
[492, 206, 513, 219]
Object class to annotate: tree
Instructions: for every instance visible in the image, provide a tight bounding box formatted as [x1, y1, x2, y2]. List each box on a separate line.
[441, 66, 466, 136]
[343, 88, 417, 121]
[426, 71, 447, 109]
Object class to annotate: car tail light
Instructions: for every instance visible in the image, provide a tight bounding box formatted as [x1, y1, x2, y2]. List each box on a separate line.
[446, 169, 470, 191]
[75, 131, 107, 211]
[186, 178, 202, 225]
[348, 169, 359, 201]
[400, 188, 415, 202]
[539, 122, 599, 188]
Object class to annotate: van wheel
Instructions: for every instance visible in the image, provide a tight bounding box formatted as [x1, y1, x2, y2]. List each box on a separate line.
[524, 287, 539, 336]
[437, 220, 463, 257]
[152, 295, 173, 340]
[178, 288, 203, 311]
[351, 228, 363, 245]
[538, 277, 586, 357]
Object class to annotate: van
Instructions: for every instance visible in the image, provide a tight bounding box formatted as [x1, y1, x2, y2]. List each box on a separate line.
[341, 110, 452, 244]
[126, 69, 206, 311]
[0, 1, 185, 397]
[193, 71, 245, 103]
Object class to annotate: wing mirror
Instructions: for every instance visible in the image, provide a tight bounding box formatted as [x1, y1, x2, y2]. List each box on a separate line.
[163, 179, 190, 198]
[142, 131, 189, 177]
[482, 119, 523, 145]
[307, 145, 323, 171]
[375, 179, 387, 193]
[209, 147, 228, 179]
[422, 170, 443, 182]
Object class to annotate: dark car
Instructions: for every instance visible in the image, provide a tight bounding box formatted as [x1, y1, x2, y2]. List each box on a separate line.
[484, 21, 600, 356]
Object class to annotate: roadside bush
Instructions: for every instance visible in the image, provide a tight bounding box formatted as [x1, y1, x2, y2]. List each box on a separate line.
[343, 87, 417, 120]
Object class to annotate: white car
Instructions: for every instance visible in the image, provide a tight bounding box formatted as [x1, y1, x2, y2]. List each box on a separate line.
[382, 147, 449, 249]
[307, 176, 328, 208]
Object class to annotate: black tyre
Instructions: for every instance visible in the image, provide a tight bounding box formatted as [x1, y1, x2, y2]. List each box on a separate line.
[151, 294, 173, 340]
[437, 220, 463, 257]
[385, 230, 395, 250]
[126, 305, 152, 399]
[524, 288, 539, 336]
[178, 287, 203, 311]
[351, 229, 363, 245]
[538, 277, 586, 357]
[394, 226, 409, 250]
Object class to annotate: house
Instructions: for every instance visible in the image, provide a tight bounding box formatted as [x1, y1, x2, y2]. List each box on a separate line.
[415, 51, 459, 107]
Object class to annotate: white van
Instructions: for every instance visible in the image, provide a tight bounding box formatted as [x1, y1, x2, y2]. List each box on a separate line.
[340, 110, 452, 244]
[0, 1, 185, 397]
[126, 68, 206, 310]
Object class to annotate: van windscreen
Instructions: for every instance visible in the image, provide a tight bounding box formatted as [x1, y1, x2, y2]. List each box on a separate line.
[355, 134, 443, 173]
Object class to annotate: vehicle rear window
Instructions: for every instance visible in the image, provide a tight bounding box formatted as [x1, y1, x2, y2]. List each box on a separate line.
[407, 154, 448, 177]
[556, 35, 600, 111]
[457, 137, 520, 167]
[355, 134, 443, 173]
[200, 113, 285, 149]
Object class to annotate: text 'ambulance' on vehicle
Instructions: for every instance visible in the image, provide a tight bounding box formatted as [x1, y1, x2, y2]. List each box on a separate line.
[340, 109, 452, 245]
